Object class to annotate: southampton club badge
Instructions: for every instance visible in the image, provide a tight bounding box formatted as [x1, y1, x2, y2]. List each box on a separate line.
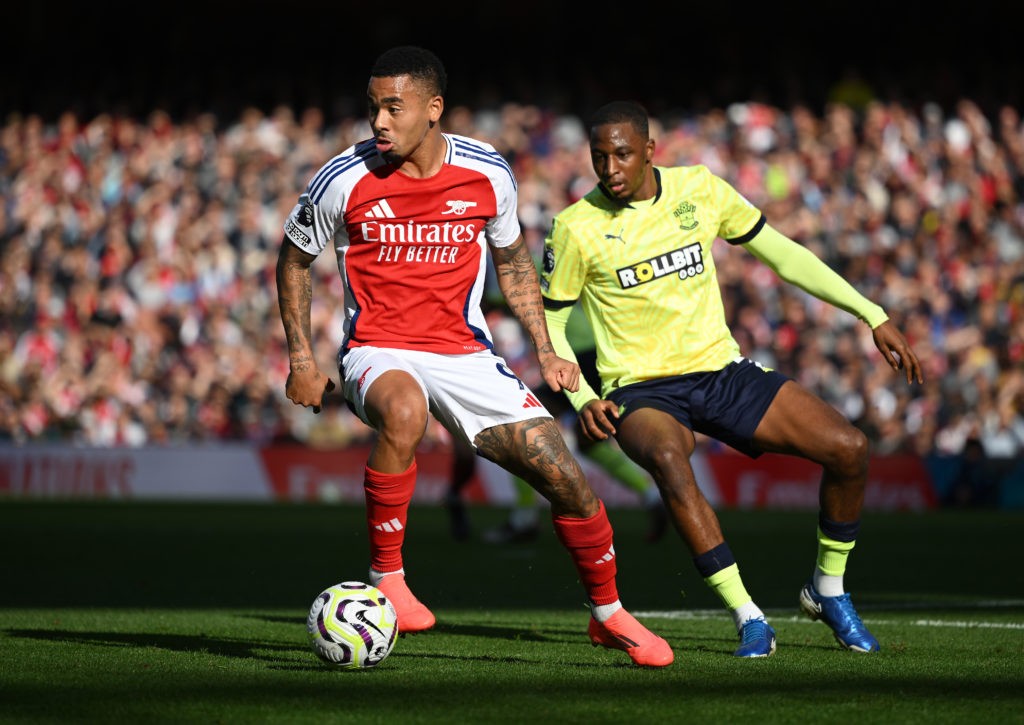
[674, 201, 698, 230]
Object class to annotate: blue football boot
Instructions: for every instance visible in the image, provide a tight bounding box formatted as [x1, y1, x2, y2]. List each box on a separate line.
[799, 580, 880, 652]
[734, 618, 777, 657]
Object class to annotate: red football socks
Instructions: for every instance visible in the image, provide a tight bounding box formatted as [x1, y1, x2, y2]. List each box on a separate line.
[552, 500, 619, 606]
[364, 461, 417, 574]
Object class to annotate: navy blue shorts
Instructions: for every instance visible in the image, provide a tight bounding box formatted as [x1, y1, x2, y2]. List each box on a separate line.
[606, 358, 789, 458]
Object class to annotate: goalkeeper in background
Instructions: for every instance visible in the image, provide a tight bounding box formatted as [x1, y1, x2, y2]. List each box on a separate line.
[542, 100, 923, 657]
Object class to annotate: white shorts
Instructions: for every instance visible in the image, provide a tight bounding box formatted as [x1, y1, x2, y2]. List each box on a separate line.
[340, 346, 552, 448]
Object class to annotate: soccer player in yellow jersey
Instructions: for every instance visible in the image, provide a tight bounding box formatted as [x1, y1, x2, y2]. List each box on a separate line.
[542, 101, 923, 657]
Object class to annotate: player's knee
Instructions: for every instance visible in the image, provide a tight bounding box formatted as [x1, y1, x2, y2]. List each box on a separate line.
[375, 399, 428, 450]
[646, 445, 692, 478]
[830, 426, 869, 478]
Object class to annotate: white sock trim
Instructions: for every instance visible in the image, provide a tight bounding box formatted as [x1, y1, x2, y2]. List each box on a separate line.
[813, 569, 845, 597]
[369, 567, 404, 586]
[731, 601, 766, 633]
[590, 599, 623, 622]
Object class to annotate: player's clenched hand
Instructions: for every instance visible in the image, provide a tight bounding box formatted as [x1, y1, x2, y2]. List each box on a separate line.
[579, 399, 619, 441]
[540, 354, 580, 393]
[285, 368, 336, 414]
[871, 320, 924, 385]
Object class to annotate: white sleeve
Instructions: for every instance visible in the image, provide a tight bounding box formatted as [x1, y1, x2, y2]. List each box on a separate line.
[283, 192, 332, 256]
[485, 169, 522, 249]
[283, 151, 356, 255]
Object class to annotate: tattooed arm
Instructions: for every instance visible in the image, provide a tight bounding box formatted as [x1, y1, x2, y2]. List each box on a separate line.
[276, 237, 334, 413]
[490, 235, 580, 394]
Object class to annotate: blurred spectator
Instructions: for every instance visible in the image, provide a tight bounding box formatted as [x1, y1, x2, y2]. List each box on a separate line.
[944, 437, 998, 507]
[0, 96, 1022, 469]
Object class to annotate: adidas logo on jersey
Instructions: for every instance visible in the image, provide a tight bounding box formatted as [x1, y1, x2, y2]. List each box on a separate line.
[365, 199, 397, 218]
[373, 518, 404, 533]
[522, 393, 543, 409]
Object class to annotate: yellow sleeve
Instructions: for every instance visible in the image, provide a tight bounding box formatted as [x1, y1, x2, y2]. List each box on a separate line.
[744, 225, 889, 328]
[545, 305, 601, 411]
[541, 216, 586, 303]
[709, 171, 764, 241]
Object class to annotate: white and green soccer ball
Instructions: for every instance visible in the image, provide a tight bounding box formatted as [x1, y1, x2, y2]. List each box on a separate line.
[307, 581, 398, 669]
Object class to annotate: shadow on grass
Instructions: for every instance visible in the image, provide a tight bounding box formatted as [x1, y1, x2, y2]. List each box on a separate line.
[4, 628, 1024, 718]
[3, 628, 302, 662]
[2, 617, 587, 662]
[250, 614, 795, 656]
[3, 624, 638, 675]
[247, 612, 583, 642]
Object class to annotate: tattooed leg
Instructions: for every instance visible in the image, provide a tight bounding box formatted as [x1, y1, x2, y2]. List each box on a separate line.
[474, 417, 599, 518]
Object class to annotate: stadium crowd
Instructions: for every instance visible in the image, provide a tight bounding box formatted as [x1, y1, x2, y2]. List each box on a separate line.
[1, 96, 1023, 472]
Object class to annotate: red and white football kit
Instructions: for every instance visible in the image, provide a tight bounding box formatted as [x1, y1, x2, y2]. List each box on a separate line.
[282, 133, 552, 444]
[284, 133, 672, 663]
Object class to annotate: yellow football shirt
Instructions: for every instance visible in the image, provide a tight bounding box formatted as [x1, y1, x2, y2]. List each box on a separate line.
[541, 165, 764, 395]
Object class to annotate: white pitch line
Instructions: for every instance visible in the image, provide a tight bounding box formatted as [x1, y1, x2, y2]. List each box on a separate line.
[909, 619, 1024, 630]
[634, 609, 1024, 630]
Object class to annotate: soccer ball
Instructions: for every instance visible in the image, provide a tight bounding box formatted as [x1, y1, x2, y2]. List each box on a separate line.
[307, 581, 398, 669]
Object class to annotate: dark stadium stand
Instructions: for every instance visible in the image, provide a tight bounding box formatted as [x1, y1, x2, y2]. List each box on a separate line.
[5, 1, 1021, 121]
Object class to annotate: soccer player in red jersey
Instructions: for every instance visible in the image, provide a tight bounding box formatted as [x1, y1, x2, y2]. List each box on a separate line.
[276, 47, 672, 667]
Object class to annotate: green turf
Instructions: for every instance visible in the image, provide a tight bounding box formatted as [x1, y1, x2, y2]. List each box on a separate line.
[1, 501, 1022, 723]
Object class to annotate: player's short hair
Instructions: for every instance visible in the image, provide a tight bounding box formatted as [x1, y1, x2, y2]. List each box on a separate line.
[370, 46, 448, 97]
[588, 101, 649, 138]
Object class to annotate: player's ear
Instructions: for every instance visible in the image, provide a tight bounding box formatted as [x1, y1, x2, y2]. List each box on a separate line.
[646, 138, 656, 163]
[428, 95, 444, 125]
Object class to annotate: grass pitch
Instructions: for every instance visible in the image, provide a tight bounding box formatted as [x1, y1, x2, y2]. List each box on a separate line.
[1, 501, 1022, 723]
